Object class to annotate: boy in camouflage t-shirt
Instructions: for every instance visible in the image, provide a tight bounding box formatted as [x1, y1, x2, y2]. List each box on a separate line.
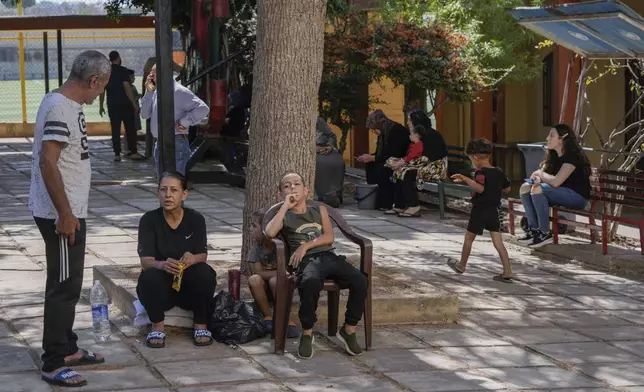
[247, 209, 298, 338]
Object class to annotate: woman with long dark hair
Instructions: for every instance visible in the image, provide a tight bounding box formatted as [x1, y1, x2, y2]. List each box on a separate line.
[518, 124, 591, 247]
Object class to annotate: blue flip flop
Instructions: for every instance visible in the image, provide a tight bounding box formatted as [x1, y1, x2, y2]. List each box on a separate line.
[64, 348, 105, 367]
[41, 368, 87, 388]
[146, 330, 166, 348]
[287, 324, 300, 339]
[194, 328, 213, 346]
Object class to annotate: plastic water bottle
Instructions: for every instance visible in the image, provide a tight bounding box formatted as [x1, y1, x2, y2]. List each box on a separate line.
[90, 280, 111, 342]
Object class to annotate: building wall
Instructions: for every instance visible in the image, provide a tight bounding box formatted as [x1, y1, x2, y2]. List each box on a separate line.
[504, 77, 546, 144]
[581, 64, 626, 166]
[502, 59, 626, 167]
[339, 0, 641, 167]
[327, 77, 405, 165]
[438, 101, 470, 147]
[367, 78, 405, 153]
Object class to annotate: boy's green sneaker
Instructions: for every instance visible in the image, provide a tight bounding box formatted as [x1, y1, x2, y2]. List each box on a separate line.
[298, 333, 315, 359]
[337, 326, 363, 356]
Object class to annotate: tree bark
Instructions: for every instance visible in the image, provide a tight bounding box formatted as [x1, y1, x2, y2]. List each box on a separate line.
[241, 0, 327, 273]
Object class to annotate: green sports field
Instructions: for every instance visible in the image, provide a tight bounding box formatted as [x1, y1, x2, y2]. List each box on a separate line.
[0, 79, 105, 124]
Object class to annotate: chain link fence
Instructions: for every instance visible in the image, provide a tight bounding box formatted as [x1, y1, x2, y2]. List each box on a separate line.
[0, 28, 182, 124]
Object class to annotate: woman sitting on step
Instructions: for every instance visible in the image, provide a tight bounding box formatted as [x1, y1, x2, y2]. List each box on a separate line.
[136, 172, 217, 348]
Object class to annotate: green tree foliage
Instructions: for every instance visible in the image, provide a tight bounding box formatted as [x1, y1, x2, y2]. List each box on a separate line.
[378, 0, 544, 84]
[104, 0, 191, 31]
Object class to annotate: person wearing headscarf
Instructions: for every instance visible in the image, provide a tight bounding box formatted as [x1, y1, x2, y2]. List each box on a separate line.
[384, 109, 449, 217]
[357, 109, 410, 211]
[316, 117, 338, 153]
[315, 117, 344, 207]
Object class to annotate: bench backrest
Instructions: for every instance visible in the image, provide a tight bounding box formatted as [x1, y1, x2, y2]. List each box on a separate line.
[446, 145, 474, 177]
[591, 168, 644, 209]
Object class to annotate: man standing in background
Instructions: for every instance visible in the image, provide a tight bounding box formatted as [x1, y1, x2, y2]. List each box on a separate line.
[99, 50, 141, 161]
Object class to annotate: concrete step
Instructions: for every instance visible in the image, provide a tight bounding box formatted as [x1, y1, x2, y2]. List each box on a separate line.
[94, 260, 459, 329]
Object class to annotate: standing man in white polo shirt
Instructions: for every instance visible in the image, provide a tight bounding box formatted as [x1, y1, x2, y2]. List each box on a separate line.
[140, 64, 209, 177]
[29, 50, 111, 388]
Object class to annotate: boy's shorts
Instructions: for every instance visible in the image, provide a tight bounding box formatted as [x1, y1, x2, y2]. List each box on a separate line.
[467, 205, 500, 235]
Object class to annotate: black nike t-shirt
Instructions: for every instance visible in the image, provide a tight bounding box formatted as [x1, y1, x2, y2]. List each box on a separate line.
[137, 207, 208, 261]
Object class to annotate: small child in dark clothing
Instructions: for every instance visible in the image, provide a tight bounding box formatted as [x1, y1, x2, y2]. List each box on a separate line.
[246, 209, 298, 338]
[265, 172, 367, 359]
[448, 138, 514, 283]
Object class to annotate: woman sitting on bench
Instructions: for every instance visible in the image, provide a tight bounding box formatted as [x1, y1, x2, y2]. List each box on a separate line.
[385, 109, 448, 217]
[518, 124, 591, 248]
[136, 172, 217, 348]
[357, 109, 410, 211]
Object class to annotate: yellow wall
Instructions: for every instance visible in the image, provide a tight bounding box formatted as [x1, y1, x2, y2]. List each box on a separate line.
[439, 101, 470, 147]
[502, 58, 626, 167]
[325, 78, 405, 166]
[580, 63, 626, 166]
[367, 78, 405, 153]
[504, 78, 549, 144]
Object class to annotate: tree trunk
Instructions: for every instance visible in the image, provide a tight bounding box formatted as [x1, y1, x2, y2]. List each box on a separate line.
[241, 0, 327, 274]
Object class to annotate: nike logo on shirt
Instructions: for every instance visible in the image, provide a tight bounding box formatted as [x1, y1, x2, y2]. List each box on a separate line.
[186, 233, 193, 239]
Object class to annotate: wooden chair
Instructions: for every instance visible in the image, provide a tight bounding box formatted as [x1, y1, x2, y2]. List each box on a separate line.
[261, 201, 373, 355]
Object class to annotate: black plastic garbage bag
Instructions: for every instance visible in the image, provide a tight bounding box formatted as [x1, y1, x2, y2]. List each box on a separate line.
[208, 290, 267, 346]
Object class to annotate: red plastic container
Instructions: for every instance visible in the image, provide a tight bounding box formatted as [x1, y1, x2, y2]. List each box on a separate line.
[228, 269, 241, 300]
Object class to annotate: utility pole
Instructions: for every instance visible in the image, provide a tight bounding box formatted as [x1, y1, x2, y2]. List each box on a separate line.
[154, 0, 176, 173]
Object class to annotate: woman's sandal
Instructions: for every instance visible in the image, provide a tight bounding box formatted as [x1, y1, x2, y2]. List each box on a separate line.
[398, 208, 421, 218]
[41, 368, 87, 388]
[384, 209, 402, 215]
[146, 330, 166, 348]
[194, 328, 214, 346]
[64, 348, 105, 367]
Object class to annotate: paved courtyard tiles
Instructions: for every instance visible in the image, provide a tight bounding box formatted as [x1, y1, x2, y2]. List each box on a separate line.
[572, 325, 644, 341]
[477, 367, 604, 390]
[405, 327, 512, 347]
[439, 345, 554, 368]
[385, 370, 506, 391]
[356, 348, 468, 372]
[154, 358, 265, 387]
[528, 341, 642, 364]
[179, 383, 284, 392]
[494, 327, 594, 345]
[251, 351, 364, 379]
[3, 137, 644, 391]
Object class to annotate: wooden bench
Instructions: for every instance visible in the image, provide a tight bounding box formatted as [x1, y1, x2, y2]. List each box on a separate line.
[262, 201, 373, 355]
[345, 145, 472, 219]
[507, 168, 644, 255]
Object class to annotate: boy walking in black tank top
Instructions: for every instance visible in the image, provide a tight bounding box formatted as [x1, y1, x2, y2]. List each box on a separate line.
[265, 172, 367, 359]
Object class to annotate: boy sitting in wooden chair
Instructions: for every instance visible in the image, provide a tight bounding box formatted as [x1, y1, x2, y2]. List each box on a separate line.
[265, 172, 368, 359]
